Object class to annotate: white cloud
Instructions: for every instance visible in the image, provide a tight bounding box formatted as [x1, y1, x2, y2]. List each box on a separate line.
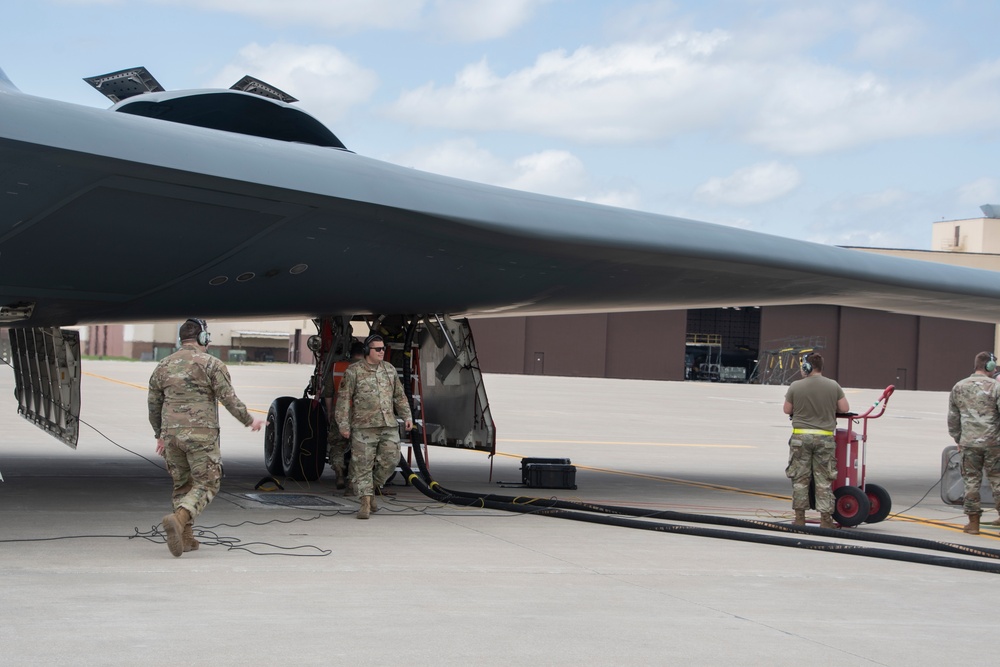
[390, 138, 509, 183]
[957, 177, 1000, 209]
[845, 188, 908, 213]
[385, 8, 1000, 154]
[430, 0, 547, 41]
[388, 138, 637, 206]
[746, 59, 1000, 154]
[387, 32, 740, 143]
[156, 0, 426, 31]
[848, 3, 924, 62]
[129, 0, 541, 39]
[694, 162, 802, 206]
[208, 43, 379, 121]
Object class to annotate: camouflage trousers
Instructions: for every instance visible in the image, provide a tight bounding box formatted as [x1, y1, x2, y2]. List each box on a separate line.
[162, 427, 222, 520]
[328, 427, 355, 489]
[350, 426, 400, 497]
[785, 433, 837, 513]
[327, 427, 350, 468]
[960, 446, 1000, 515]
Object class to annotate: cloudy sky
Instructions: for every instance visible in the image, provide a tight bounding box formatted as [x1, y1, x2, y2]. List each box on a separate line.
[4, 0, 999, 249]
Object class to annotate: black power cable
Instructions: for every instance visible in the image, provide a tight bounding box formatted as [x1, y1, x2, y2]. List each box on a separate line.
[0, 356, 334, 556]
[399, 442, 1000, 574]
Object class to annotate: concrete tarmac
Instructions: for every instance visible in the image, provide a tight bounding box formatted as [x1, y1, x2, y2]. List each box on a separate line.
[0, 360, 995, 666]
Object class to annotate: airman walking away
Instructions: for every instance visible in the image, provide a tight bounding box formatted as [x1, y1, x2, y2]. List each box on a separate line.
[148, 319, 264, 556]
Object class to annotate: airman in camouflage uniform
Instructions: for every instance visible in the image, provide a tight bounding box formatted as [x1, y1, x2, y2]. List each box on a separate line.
[335, 334, 413, 519]
[148, 319, 264, 556]
[783, 352, 849, 529]
[947, 351, 1000, 535]
[324, 340, 364, 492]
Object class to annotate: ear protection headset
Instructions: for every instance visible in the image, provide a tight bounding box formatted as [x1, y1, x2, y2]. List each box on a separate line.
[988, 353, 997, 373]
[801, 354, 813, 375]
[363, 334, 383, 356]
[187, 318, 211, 346]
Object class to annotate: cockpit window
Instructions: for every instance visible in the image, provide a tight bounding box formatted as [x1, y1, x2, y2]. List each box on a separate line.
[115, 92, 347, 149]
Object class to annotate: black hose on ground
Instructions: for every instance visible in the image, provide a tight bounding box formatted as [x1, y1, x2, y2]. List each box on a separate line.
[441, 489, 1000, 562]
[397, 449, 1000, 574]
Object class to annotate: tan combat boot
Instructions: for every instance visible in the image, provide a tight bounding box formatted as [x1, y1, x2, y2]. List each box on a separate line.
[987, 515, 1000, 527]
[182, 521, 200, 552]
[964, 513, 981, 535]
[162, 507, 192, 557]
[819, 513, 837, 529]
[370, 494, 379, 514]
[357, 496, 371, 520]
[333, 463, 347, 490]
[792, 509, 806, 527]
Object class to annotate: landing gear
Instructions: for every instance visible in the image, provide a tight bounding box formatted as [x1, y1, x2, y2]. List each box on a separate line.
[281, 398, 327, 481]
[260, 313, 497, 483]
[263, 397, 294, 476]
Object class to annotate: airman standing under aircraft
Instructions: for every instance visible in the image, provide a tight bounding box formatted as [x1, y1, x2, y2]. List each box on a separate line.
[324, 340, 365, 492]
[149, 318, 264, 556]
[783, 352, 849, 529]
[947, 351, 1000, 535]
[335, 334, 413, 520]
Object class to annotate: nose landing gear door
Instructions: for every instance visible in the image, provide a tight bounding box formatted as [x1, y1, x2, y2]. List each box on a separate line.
[417, 315, 495, 454]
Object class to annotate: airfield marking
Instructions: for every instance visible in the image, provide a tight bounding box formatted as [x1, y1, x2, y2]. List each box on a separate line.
[84, 371, 268, 413]
[491, 450, 787, 501]
[85, 371, 988, 537]
[502, 438, 753, 448]
[84, 372, 147, 391]
[491, 450, 998, 537]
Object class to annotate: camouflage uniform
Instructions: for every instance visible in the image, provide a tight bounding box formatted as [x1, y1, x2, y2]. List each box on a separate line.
[784, 374, 844, 514]
[785, 433, 837, 513]
[148, 343, 254, 519]
[948, 373, 1000, 516]
[335, 360, 412, 497]
[324, 360, 358, 485]
[327, 429, 351, 473]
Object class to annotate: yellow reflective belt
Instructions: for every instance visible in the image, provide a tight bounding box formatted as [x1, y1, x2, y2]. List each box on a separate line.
[792, 428, 834, 436]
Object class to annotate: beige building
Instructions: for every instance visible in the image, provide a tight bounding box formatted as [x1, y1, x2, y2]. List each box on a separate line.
[79, 318, 314, 363]
[932, 206, 1000, 254]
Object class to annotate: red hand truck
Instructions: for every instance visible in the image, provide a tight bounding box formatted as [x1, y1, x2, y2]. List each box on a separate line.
[828, 385, 895, 527]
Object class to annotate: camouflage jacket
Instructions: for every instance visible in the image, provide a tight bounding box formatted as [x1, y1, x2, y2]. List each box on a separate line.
[148, 344, 253, 437]
[335, 360, 412, 430]
[948, 373, 1000, 448]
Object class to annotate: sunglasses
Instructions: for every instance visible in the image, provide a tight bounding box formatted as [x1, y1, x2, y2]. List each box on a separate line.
[370, 346, 386, 352]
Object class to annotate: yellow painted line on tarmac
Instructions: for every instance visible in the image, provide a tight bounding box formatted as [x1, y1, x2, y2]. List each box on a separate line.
[83, 371, 268, 414]
[84, 372, 148, 391]
[503, 438, 753, 449]
[78, 373, 1000, 538]
[493, 449, 1000, 537]
[883, 513, 1000, 540]
[491, 450, 788, 501]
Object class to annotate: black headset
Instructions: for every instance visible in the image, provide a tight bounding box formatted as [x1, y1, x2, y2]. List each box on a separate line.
[801, 354, 813, 375]
[363, 334, 384, 356]
[186, 318, 211, 346]
[988, 353, 997, 373]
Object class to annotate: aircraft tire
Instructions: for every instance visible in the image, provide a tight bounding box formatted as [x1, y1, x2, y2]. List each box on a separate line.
[833, 486, 871, 527]
[281, 398, 327, 481]
[264, 397, 294, 476]
[863, 483, 892, 524]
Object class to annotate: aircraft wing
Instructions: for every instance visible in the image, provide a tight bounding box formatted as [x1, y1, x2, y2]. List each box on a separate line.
[2, 67, 1000, 327]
